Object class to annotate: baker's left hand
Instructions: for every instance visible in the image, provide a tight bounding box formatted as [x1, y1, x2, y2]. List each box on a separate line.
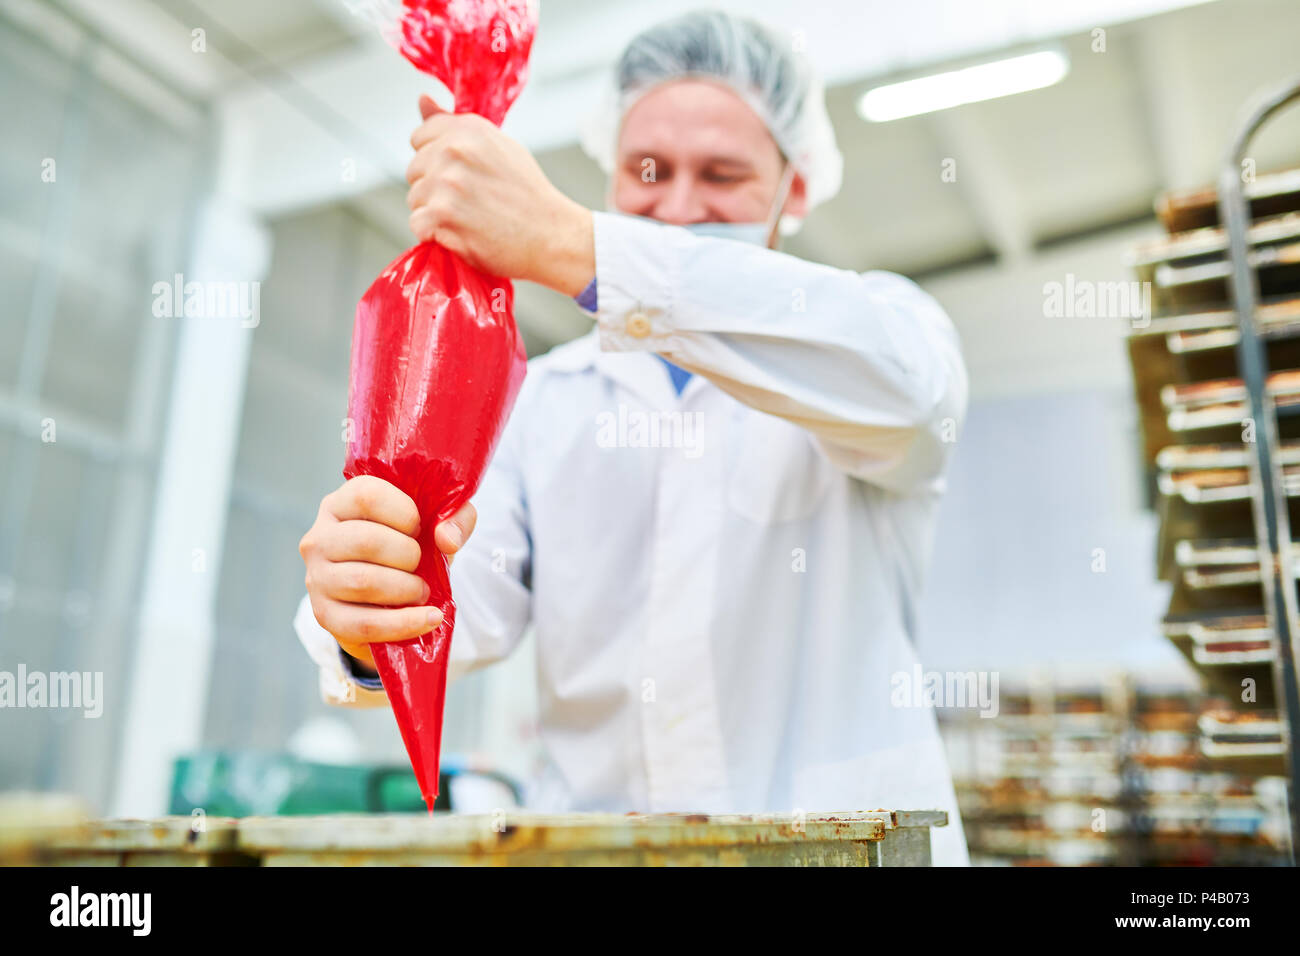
[406, 94, 594, 296]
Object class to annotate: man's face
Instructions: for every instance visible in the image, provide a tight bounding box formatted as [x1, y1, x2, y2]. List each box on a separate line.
[612, 79, 807, 239]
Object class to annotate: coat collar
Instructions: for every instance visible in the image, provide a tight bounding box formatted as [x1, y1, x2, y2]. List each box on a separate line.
[541, 326, 704, 409]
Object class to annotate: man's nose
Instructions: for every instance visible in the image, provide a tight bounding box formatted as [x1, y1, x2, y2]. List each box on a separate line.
[651, 175, 710, 225]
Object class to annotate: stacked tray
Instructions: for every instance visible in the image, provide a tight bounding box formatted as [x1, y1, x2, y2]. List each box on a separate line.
[943, 689, 1128, 866]
[1199, 709, 1287, 769]
[1127, 167, 1300, 779]
[939, 685, 1288, 865]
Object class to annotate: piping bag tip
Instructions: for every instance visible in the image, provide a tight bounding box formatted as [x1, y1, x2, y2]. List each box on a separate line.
[371, 603, 456, 810]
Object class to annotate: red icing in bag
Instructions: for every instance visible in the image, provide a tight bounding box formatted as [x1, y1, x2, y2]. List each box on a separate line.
[343, 0, 536, 809]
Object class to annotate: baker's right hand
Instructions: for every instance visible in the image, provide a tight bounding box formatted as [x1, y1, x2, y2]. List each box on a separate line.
[298, 475, 477, 671]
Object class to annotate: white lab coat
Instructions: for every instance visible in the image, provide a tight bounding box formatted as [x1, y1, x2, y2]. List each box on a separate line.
[295, 210, 972, 865]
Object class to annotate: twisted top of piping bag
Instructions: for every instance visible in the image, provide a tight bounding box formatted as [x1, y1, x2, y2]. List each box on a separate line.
[346, 0, 538, 126]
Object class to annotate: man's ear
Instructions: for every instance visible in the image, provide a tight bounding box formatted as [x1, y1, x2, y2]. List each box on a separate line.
[784, 171, 809, 220]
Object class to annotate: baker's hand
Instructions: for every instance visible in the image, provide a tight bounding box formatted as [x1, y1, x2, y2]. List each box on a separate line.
[298, 475, 477, 671]
[406, 94, 594, 296]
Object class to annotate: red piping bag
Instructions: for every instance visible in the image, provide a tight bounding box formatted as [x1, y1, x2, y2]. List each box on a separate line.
[342, 0, 536, 809]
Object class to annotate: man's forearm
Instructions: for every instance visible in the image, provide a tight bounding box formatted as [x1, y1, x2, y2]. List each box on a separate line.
[526, 199, 595, 298]
[584, 210, 969, 491]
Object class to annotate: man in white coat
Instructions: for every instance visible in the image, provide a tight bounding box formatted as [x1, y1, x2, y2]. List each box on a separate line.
[296, 10, 971, 864]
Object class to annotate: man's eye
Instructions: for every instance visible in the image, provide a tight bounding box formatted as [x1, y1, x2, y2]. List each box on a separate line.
[703, 171, 744, 184]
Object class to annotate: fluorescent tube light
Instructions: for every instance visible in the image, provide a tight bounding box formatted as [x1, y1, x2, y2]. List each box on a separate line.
[857, 50, 1070, 122]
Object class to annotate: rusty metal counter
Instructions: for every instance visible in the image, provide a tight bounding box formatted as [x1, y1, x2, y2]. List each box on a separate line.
[5, 808, 947, 867]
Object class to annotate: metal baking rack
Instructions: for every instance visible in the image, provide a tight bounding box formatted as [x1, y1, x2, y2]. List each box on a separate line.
[1216, 73, 1300, 864]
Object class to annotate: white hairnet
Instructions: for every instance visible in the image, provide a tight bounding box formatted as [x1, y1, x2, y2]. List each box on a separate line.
[579, 10, 844, 220]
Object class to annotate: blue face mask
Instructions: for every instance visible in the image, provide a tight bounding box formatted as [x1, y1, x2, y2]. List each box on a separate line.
[682, 221, 772, 245]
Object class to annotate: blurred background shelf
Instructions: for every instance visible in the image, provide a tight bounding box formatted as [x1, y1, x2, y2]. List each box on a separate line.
[939, 681, 1290, 866]
[1126, 146, 1300, 860]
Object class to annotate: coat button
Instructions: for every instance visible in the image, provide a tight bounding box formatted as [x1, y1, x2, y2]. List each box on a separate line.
[626, 312, 652, 338]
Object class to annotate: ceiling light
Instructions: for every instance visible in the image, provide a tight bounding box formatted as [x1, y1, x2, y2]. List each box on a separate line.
[857, 50, 1070, 122]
